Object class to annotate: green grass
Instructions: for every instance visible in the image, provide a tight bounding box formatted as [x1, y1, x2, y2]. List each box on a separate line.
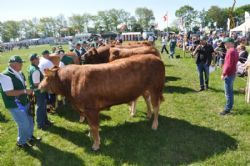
[0, 43, 250, 166]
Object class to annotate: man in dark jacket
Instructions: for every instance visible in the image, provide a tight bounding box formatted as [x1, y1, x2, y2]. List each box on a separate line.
[193, 36, 214, 91]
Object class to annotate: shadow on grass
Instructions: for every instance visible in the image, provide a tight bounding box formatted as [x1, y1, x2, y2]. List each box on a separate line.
[0, 111, 8, 122]
[164, 85, 196, 94]
[165, 76, 181, 82]
[48, 116, 237, 166]
[26, 141, 84, 165]
[56, 103, 111, 122]
[209, 87, 244, 95]
[164, 64, 173, 67]
[233, 108, 250, 116]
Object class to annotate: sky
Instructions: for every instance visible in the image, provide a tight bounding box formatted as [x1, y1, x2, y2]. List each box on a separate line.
[0, 0, 249, 30]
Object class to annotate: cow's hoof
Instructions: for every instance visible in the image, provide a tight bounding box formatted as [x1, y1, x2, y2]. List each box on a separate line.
[152, 122, 158, 130]
[79, 116, 85, 123]
[92, 145, 100, 151]
[146, 113, 152, 119]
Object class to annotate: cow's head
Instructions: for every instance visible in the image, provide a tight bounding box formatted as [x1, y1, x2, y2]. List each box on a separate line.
[109, 48, 120, 61]
[39, 67, 60, 93]
[81, 48, 98, 64]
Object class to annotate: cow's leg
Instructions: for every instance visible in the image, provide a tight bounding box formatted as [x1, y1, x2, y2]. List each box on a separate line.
[150, 94, 160, 130]
[129, 99, 137, 117]
[152, 104, 159, 130]
[142, 93, 152, 119]
[79, 112, 85, 123]
[85, 110, 100, 151]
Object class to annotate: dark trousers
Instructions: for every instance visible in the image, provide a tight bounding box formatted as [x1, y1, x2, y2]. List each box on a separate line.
[161, 45, 169, 54]
[46, 93, 56, 107]
[36, 92, 48, 128]
[197, 63, 209, 89]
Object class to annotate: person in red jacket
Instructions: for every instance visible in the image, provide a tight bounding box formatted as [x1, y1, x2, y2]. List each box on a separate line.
[220, 37, 239, 115]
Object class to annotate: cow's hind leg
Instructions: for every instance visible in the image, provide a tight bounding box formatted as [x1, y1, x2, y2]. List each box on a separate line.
[150, 94, 161, 130]
[142, 93, 152, 119]
[85, 110, 100, 151]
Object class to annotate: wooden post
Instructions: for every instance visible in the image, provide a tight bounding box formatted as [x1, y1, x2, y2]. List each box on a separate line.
[246, 63, 250, 103]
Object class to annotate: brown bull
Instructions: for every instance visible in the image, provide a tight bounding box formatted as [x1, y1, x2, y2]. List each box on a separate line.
[39, 54, 165, 151]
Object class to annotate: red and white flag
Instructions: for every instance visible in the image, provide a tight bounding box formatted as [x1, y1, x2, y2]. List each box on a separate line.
[163, 12, 168, 22]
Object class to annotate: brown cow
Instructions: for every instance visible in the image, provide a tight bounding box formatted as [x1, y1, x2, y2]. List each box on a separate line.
[82, 44, 160, 64]
[39, 54, 165, 151]
[109, 46, 160, 61]
[81, 44, 161, 117]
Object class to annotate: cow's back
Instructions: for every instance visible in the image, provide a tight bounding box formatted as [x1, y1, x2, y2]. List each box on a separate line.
[109, 46, 160, 61]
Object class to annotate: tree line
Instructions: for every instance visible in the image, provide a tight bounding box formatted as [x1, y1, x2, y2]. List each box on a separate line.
[173, 4, 250, 32]
[0, 4, 249, 42]
[0, 8, 155, 42]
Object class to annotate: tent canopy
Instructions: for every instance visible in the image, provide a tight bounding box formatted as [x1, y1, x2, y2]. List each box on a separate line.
[230, 18, 250, 35]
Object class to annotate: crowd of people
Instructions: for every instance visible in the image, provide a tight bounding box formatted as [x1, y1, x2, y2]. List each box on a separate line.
[189, 34, 249, 115]
[0, 31, 249, 149]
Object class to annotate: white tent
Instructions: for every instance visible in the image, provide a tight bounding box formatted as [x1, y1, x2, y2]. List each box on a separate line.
[230, 15, 250, 36]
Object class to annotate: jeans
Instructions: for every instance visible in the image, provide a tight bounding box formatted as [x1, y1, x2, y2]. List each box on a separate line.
[224, 75, 235, 111]
[36, 92, 48, 128]
[9, 104, 34, 144]
[170, 46, 176, 58]
[197, 63, 210, 89]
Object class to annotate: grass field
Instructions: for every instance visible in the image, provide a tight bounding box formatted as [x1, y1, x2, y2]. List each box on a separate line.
[0, 43, 250, 166]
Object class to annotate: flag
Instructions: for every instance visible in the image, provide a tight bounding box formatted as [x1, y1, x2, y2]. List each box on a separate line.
[163, 12, 168, 22]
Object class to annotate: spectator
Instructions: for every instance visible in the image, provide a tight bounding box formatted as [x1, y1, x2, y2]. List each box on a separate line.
[28, 53, 52, 130]
[51, 46, 57, 53]
[214, 40, 226, 67]
[38, 50, 56, 113]
[74, 43, 82, 57]
[220, 37, 239, 115]
[169, 36, 177, 58]
[148, 35, 155, 45]
[68, 39, 74, 51]
[237, 45, 249, 64]
[193, 36, 214, 91]
[80, 41, 88, 56]
[161, 36, 169, 55]
[0, 56, 40, 148]
[57, 50, 74, 68]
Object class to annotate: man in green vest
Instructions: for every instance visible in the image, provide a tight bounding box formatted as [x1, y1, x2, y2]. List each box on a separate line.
[28, 53, 51, 130]
[0, 55, 40, 148]
[57, 50, 74, 67]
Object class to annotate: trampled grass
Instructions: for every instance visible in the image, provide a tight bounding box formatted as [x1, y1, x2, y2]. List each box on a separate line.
[0, 43, 249, 166]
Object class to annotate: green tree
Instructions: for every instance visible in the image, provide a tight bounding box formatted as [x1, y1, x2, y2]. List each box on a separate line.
[135, 7, 155, 31]
[19, 20, 39, 39]
[205, 6, 227, 29]
[198, 9, 208, 28]
[55, 14, 68, 37]
[1, 21, 20, 42]
[108, 9, 130, 31]
[69, 14, 86, 33]
[38, 17, 57, 37]
[235, 4, 250, 24]
[175, 5, 197, 30]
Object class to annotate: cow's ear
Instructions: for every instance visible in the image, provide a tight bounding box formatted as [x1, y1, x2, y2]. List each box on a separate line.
[44, 69, 56, 77]
[52, 66, 60, 71]
[93, 48, 98, 55]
